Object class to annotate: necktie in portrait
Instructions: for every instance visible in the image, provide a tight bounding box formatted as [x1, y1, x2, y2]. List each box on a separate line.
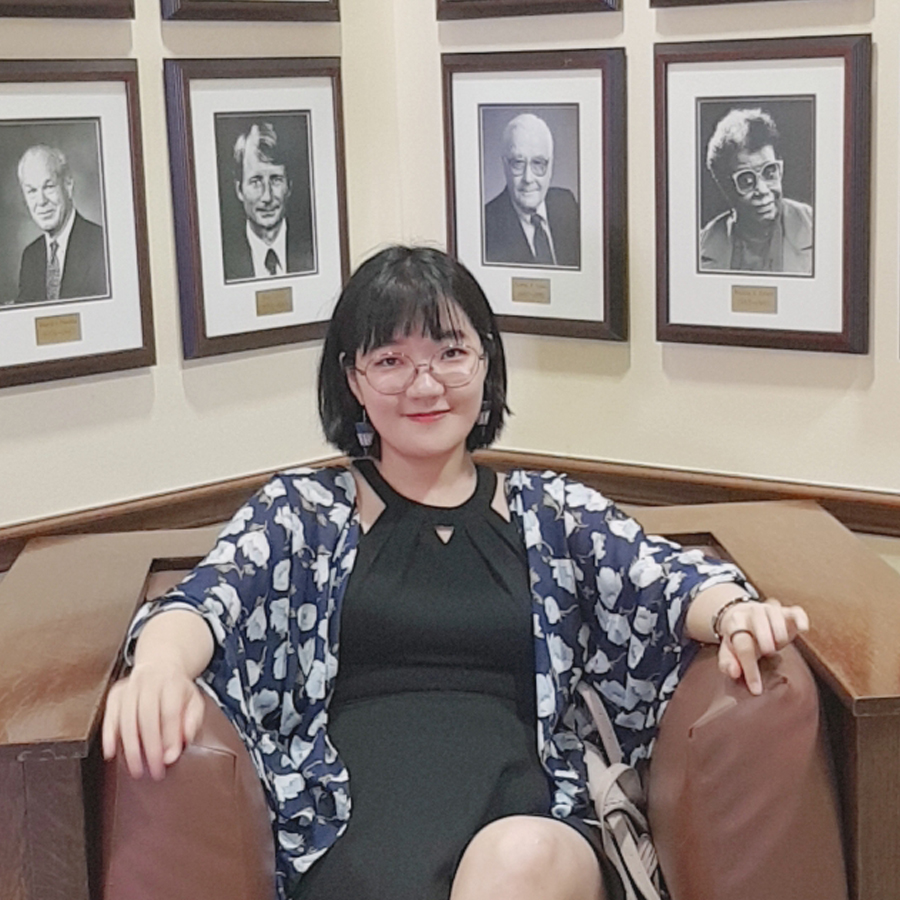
[531, 214, 554, 265]
[46, 240, 61, 301]
[265, 248, 280, 276]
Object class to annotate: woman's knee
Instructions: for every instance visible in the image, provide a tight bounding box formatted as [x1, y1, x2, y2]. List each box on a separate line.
[473, 816, 562, 877]
[453, 815, 604, 898]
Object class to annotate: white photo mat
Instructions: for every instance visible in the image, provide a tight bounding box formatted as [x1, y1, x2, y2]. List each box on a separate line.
[0, 81, 143, 367]
[452, 69, 605, 324]
[666, 57, 845, 334]
[190, 76, 343, 339]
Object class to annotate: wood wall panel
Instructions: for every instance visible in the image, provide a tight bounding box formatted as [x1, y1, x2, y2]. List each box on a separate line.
[23, 758, 90, 900]
[4, 450, 900, 574]
[0, 761, 27, 900]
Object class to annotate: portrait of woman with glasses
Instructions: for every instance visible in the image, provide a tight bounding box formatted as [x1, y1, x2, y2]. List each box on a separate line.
[103, 246, 808, 900]
[698, 101, 815, 276]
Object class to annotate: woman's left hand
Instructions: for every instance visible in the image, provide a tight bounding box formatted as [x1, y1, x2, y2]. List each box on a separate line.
[717, 599, 809, 695]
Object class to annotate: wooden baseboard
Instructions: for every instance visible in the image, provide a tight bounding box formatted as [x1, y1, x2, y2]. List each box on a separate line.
[3, 449, 900, 574]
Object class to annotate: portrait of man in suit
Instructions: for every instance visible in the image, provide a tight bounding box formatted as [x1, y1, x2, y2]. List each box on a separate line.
[16, 144, 109, 305]
[482, 111, 580, 269]
[218, 117, 316, 283]
[699, 106, 814, 276]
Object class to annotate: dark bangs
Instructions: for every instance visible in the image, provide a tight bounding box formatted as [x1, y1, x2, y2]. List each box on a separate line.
[355, 267, 471, 356]
[318, 245, 509, 456]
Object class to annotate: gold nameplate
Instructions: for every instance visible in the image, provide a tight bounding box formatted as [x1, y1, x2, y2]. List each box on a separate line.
[35, 313, 82, 345]
[731, 285, 777, 315]
[256, 287, 293, 317]
[511, 277, 551, 305]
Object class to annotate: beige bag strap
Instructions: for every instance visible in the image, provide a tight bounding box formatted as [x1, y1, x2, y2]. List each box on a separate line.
[577, 683, 662, 900]
[577, 680, 622, 765]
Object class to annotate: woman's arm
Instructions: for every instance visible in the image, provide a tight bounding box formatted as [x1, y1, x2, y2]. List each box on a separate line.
[685, 583, 809, 695]
[102, 609, 214, 780]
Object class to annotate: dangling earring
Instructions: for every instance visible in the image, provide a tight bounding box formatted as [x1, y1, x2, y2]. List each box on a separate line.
[355, 408, 375, 450]
[477, 400, 490, 428]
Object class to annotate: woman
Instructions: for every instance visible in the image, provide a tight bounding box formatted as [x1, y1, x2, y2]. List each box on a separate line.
[103, 246, 808, 900]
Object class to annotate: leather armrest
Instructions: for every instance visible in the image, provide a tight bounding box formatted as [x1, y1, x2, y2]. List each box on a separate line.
[100, 691, 275, 900]
[647, 644, 847, 900]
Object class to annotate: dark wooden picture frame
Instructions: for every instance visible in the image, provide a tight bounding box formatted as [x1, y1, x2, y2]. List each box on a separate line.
[0, 60, 154, 389]
[437, 0, 618, 18]
[165, 57, 349, 360]
[652, 0, 811, 5]
[161, 0, 338, 21]
[443, 49, 628, 341]
[0, 0, 132, 17]
[655, 35, 871, 353]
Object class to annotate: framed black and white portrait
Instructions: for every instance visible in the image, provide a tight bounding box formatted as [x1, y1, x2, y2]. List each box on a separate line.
[161, 0, 338, 20]
[437, 0, 618, 18]
[655, 35, 871, 353]
[444, 49, 627, 340]
[0, 60, 153, 388]
[165, 57, 348, 359]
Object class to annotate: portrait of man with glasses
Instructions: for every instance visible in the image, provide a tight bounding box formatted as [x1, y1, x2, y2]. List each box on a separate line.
[699, 105, 814, 276]
[480, 108, 581, 269]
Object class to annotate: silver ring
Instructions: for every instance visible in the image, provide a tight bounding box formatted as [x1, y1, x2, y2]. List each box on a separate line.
[727, 628, 755, 641]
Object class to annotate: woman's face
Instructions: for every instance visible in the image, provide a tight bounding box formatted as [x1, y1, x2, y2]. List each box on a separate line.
[347, 307, 487, 467]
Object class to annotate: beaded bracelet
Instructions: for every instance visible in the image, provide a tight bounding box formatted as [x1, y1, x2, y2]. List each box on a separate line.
[711, 595, 752, 641]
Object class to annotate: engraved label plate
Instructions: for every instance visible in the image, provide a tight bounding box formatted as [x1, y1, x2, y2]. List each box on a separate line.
[511, 277, 551, 305]
[731, 285, 777, 314]
[35, 313, 82, 345]
[256, 288, 293, 317]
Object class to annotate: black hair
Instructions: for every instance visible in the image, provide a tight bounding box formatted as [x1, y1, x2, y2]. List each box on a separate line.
[706, 108, 780, 187]
[318, 245, 509, 457]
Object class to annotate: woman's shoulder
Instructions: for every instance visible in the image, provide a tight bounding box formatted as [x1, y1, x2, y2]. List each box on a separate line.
[504, 467, 614, 512]
[264, 464, 358, 509]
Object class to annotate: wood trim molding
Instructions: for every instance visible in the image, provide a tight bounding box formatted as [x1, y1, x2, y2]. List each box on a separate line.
[479, 450, 900, 535]
[4, 449, 900, 574]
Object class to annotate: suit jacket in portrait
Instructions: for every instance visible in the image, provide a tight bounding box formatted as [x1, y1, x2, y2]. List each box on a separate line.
[222, 219, 315, 283]
[483, 186, 581, 268]
[699, 197, 814, 275]
[17, 212, 108, 304]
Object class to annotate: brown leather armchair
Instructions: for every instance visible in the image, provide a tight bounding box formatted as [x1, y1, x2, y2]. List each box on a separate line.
[97, 644, 846, 900]
[7, 498, 885, 900]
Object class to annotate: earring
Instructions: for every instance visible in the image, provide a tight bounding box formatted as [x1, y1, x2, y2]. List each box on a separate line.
[477, 401, 490, 428]
[355, 408, 375, 450]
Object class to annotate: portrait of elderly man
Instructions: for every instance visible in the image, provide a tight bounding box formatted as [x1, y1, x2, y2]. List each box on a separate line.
[700, 108, 814, 275]
[221, 120, 314, 283]
[16, 144, 108, 304]
[483, 112, 580, 268]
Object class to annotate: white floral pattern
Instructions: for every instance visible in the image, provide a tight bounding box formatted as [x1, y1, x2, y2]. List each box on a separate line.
[128, 466, 751, 899]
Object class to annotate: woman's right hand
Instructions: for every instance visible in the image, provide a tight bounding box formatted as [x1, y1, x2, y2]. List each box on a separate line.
[102, 662, 205, 780]
[101, 609, 215, 780]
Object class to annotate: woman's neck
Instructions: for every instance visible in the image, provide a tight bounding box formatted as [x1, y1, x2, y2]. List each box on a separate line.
[376, 446, 476, 507]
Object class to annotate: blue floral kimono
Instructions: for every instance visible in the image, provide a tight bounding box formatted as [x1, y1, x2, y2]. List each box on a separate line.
[129, 466, 751, 898]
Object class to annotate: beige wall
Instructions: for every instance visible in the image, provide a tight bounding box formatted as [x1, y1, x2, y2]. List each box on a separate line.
[0, 0, 896, 528]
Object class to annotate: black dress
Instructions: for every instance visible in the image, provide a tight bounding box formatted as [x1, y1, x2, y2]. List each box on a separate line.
[290, 459, 558, 900]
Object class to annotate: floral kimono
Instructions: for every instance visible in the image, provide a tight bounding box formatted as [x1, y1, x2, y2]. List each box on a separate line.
[129, 465, 750, 898]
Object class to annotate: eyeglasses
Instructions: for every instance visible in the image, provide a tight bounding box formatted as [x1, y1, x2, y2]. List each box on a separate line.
[350, 344, 486, 395]
[505, 156, 550, 177]
[730, 159, 784, 197]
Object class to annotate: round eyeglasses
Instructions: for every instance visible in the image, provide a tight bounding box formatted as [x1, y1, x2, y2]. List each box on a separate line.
[351, 344, 486, 395]
[730, 159, 783, 197]
[505, 156, 550, 178]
